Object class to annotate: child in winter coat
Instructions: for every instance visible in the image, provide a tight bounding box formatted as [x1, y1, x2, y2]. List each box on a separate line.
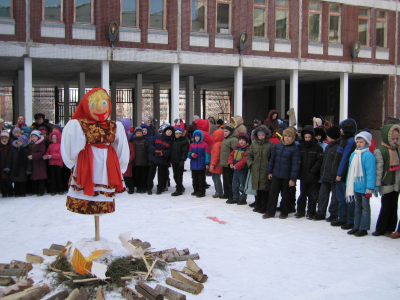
[123, 132, 135, 194]
[295, 125, 323, 219]
[4, 135, 31, 197]
[0, 130, 13, 197]
[28, 130, 47, 196]
[170, 128, 189, 196]
[227, 133, 250, 205]
[314, 127, 328, 151]
[345, 132, 376, 237]
[140, 124, 153, 142]
[220, 123, 238, 201]
[188, 130, 211, 198]
[21, 126, 31, 138]
[210, 129, 224, 198]
[12, 128, 22, 141]
[373, 124, 400, 237]
[264, 128, 301, 219]
[130, 127, 150, 194]
[43, 130, 64, 195]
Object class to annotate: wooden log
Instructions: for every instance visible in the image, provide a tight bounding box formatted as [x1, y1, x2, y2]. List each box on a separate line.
[50, 244, 66, 251]
[150, 248, 177, 258]
[76, 287, 89, 300]
[121, 286, 146, 300]
[186, 258, 202, 274]
[181, 267, 208, 283]
[96, 288, 105, 300]
[165, 254, 199, 263]
[65, 288, 80, 300]
[43, 249, 62, 256]
[26, 254, 44, 265]
[0, 279, 33, 297]
[135, 282, 163, 300]
[0, 262, 33, 277]
[165, 278, 199, 295]
[47, 290, 69, 300]
[0, 277, 12, 286]
[154, 285, 186, 300]
[170, 270, 204, 292]
[177, 249, 190, 256]
[95, 216, 100, 241]
[1, 284, 50, 300]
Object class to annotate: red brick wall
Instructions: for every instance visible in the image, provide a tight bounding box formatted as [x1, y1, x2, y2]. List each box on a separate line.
[0, 0, 25, 42]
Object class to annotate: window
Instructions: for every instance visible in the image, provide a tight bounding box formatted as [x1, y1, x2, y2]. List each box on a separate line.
[149, 0, 165, 30]
[192, 0, 206, 32]
[0, 0, 12, 18]
[276, 0, 288, 39]
[309, 1, 321, 42]
[216, 0, 230, 34]
[122, 0, 138, 27]
[358, 8, 369, 46]
[253, 0, 267, 37]
[44, 0, 62, 22]
[376, 10, 387, 48]
[329, 4, 340, 43]
[75, 0, 92, 24]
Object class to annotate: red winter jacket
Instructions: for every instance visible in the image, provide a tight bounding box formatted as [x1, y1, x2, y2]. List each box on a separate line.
[196, 119, 215, 148]
[263, 110, 279, 134]
[210, 129, 224, 174]
[269, 133, 281, 145]
[123, 141, 135, 177]
[46, 131, 63, 167]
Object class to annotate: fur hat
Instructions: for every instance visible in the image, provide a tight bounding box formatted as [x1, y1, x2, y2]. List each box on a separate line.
[326, 125, 341, 140]
[34, 113, 45, 120]
[238, 133, 249, 143]
[12, 127, 21, 135]
[0, 130, 9, 138]
[17, 135, 30, 146]
[283, 128, 295, 138]
[134, 127, 143, 133]
[224, 123, 235, 132]
[30, 130, 41, 138]
[175, 127, 184, 134]
[355, 131, 372, 146]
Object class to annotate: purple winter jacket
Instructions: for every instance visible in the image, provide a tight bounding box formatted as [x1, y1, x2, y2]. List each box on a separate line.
[29, 137, 47, 180]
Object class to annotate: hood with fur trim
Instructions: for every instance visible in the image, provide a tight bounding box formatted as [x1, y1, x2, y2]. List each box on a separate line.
[231, 115, 244, 128]
[253, 125, 271, 142]
[49, 130, 62, 144]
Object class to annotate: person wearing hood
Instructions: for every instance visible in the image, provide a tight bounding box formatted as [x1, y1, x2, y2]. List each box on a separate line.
[130, 127, 150, 194]
[196, 119, 214, 148]
[314, 127, 328, 151]
[0, 130, 13, 197]
[140, 124, 153, 142]
[265, 124, 280, 145]
[27, 130, 47, 196]
[295, 125, 323, 219]
[43, 130, 64, 196]
[219, 123, 239, 201]
[170, 127, 190, 196]
[208, 116, 218, 135]
[188, 115, 199, 142]
[31, 113, 53, 135]
[363, 128, 376, 152]
[118, 118, 133, 140]
[331, 118, 357, 229]
[217, 119, 224, 129]
[246, 126, 275, 213]
[143, 117, 156, 136]
[263, 110, 279, 134]
[188, 130, 211, 198]
[231, 115, 247, 134]
[147, 125, 175, 195]
[21, 126, 31, 138]
[210, 129, 224, 198]
[372, 124, 400, 237]
[4, 135, 31, 197]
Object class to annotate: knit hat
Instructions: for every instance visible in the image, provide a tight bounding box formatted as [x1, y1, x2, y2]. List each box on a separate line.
[175, 127, 184, 134]
[193, 115, 200, 122]
[355, 131, 372, 146]
[143, 118, 150, 124]
[134, 127, 143, 133]
[0, 130, 9, 138]
[253, 119, 259, 124]
[313, 117, 322, 128]
[238, 133, 249, 143]
[21, 126, 31, 134]
[326, 125, 341, 140]
[52, 124, 62, 132]
[12, 127, 21, 135]
[174, 119, 179, 124]
[257, 131, 266, 136]
[30, 130, 41, 138]
[17, 135, 30, 146]
[39, 126, 47, 133]
[217, 119, 224, 125]
[224, 123, 235, 132]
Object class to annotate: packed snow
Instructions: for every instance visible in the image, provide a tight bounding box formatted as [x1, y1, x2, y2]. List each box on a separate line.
[1, 161, 400, 299]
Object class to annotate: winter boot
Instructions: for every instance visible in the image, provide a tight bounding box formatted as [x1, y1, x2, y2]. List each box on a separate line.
[171, 190, 182, 196]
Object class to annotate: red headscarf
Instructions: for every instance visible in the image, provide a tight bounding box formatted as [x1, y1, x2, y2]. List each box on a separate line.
[72, 88, 112, 120]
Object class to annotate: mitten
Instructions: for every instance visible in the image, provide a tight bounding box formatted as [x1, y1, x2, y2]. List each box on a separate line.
[43, 155, 48, 160]
[374, 186, 380, 197]
[159, 150, 165, 157]
[28, 155, 32, 160]
[210, 165, 215, 171]
[4, 168, 10, 173]
[179, 161, 184, 167]
[191, 153, 198, 158]
[47, 155, 52, 159]
[365, 189, 374, 198]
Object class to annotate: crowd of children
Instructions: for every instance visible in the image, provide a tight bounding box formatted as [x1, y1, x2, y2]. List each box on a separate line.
[2, 113, 400, 239]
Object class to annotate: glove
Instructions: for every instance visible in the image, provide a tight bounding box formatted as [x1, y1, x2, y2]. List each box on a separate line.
[43, 155, 48, 160]
[26, 171, 31, 175]
[191, 153, 198, 158]
[365, 189, 374, 198]
[206, 165, 209, 171]
[374, 186, 380, 197]
[179, 161, 184, 167]
[4, 168, 10, 174]
[210, 165, 215, 171]
[154, 150, 162, 157]
[28, 155, 32, 160]
[47, 155, 52, 159]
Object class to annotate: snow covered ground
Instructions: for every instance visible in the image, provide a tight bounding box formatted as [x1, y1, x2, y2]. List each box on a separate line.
[1, 161, 400, 299]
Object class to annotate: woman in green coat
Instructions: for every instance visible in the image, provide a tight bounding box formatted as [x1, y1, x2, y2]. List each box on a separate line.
[247, 125, 275, 214]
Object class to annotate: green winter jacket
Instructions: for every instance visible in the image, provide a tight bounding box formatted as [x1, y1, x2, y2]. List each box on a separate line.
[220, 125, 238, 167]
[374, 124, 400, 195]
[246, 125, 274, 191]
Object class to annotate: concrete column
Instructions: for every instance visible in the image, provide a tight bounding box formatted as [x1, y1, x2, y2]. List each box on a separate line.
[194, 84, 201, 117]
[289, 70, 298, 127]
[17, 70, 24, 119]
[171, 64, 180, 123]
[276, 80, 285, 119]
[101, 61, 110, 92]
[340, 72, 349, 122]
[63, 82, 70, 125]
[134, 74, 142, 127]
[78, 72, 85, 102]
[233, 67, 243, 116]
[153, 83, 160, 129]
[185, 76, 194, 124]
[24, 57, 32, 126]
[111, 82, 117, 120]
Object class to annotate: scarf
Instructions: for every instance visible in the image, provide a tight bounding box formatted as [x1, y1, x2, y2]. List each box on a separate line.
[346, 148, 369, 202]
[381, 142, 400, 171]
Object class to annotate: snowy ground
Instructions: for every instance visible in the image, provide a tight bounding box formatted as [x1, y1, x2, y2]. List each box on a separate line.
[1, 161, 400, 300]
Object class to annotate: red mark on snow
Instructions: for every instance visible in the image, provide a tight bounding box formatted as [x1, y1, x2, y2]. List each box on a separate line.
[207, 216, 227, 224]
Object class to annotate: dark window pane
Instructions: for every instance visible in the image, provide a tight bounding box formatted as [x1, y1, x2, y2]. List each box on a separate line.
[276, 0, 288, 8]
[309, 13, 320, 41]
[217, 3, 229, 34]
[254, 7, 266, 37]
[75, 0, 91, 23]
[330, 4, 339, 13]
[276, 9, 287, 39]
[376, 21, 385, 47]
[44, 0, 61, 22]
[358, 19, 368, 45]
[122, 0, 137, 27]
[377, 11, 386, 19]
[309, 2, 320, 11]
[359, 8, 368, 16]
[254, 0, 266, 4]
[0, 0, 11, 18]
[192, 0, 205, 32]
[150, 0, 164, 29]
[329, 15, 339, 43]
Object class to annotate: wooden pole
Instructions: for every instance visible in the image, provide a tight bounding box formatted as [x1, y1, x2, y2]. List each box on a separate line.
[95, 216, 100, 241]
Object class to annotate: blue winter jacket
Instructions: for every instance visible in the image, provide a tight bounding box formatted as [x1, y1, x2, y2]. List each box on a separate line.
[148, 126, 174, 164]
[188, 130, 211, 171]
[267, 141, 301, 181]
[346, 146, 377, 193]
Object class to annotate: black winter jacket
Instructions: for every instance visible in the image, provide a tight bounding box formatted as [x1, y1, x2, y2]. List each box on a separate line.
[334, 119, 357, 182]
[319, 138, 342, 183]
[267, 142, 301, 181]
[130, 135, 150, 166]
[299, 125, 323, 182]
[171, 136, 190, 164]
[5, 141, 32, 182]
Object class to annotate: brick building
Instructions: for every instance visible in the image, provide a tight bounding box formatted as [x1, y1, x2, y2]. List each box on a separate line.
[0, 0, 399, 130]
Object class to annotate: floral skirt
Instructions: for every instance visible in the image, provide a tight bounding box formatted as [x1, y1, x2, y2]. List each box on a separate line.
[66, 196, 115, 214]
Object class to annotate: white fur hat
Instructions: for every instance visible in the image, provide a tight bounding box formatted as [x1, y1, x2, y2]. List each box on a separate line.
[355, 131, 372, 146]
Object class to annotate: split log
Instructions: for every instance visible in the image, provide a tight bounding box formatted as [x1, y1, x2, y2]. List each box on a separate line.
[154, 284, 186, 300]
[72, 277, 110, 283]
[76, 287, 89, 300]
[43, 249, 62, 256]
[1, 284, 50, 300]
[165, 254, 199, 263]
[186, 258, 202, 274]
[135, 282, 163, 300]
[150, 248, 177, 258]
[165, 278, 199, 295]
[26, 254, 44, 265]
[0, 262, 33, 277]
[170, 270, 204, 292]
[50, 244, 66, 251]
[65, 288, 80, 300]
[181, 267, 208, 283]
[46, 290, 69, 300]
[121, 286, 146, 300]
[96, 288, 105, 300]
[0, 277, 12, 286]
[0, 279, 33, 297]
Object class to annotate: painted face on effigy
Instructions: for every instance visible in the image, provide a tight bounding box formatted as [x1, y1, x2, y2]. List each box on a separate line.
[88, 90, 111, 122]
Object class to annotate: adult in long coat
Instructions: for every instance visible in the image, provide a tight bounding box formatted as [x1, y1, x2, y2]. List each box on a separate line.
[263, 110, 279, 134]
[208, 116, 218, 136]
